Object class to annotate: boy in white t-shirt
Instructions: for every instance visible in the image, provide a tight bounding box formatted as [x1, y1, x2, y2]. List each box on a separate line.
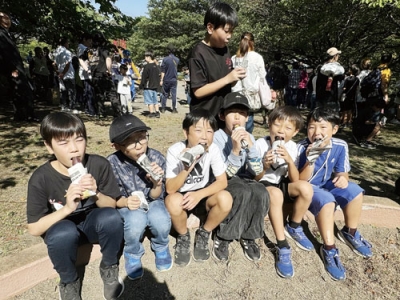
[114, 64, 132, 114]
[255, 105, 313, 279]
[165, 109, 232, 267]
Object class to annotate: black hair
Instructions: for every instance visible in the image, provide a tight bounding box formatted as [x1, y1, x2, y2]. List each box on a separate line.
[92, 31, 107, 47]
[268, 106, 304, 130]
[380, 53, 392, 64]
[119, 63, 128, 71]
[80, 32, 92, 43]
[350, 64, 360, 76]
[307, 107, 340, 127]
[71, 56, 80, 70]
[203, 2, 238, 30]
[182, 109, 218, 132]
[59, 37, 69, 46]
[34, 46, 42, 54]
[144, 50, 154, 60]
[40, 112, 87, 146]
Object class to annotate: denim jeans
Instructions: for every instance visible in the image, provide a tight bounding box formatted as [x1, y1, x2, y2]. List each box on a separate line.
[118, 200, 171, 259]
[161, 81, 177, 109]
[245, 113, 254, 134]
[44, 208, 124, 284]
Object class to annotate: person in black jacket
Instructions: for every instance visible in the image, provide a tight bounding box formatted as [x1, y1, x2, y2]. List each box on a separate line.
[0, 12, 38, 122]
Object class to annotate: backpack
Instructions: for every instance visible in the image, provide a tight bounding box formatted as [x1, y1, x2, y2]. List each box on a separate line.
[267, 63, 289, 90]
[360, 68, 382, 99]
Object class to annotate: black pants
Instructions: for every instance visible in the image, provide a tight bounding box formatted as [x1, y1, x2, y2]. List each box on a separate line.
[217, 176, 270, 241]
[92, 76, 121, 117]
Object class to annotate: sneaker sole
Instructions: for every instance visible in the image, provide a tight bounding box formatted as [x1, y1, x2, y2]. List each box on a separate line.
[319, 247, 346, 281]
[284, 229, 314, 252]
[156, 259, 174, 272]
[127, 271, 143, 281]
[174, 256, 191, 267]
[103, 276, 125, 299]
[243, 252, 262, 262]
[192, 254, 210, 262]
[275, 267, 295, 279]
[212, 247, 229, 262]
[337, 231, 371, 258]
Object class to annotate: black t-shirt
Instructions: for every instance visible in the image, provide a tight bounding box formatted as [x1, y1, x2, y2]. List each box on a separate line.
[27, 154, 121, 224]
[189, 42, 232, 118]
[139, 62, 161, 90]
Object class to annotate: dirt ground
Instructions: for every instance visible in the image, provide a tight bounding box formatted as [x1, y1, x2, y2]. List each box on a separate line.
[2, 83, 400, 299]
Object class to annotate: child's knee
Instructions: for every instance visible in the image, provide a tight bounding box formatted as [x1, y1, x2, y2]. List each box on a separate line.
[216, 190, 233, 211]
[165, 193, 183, 214]
[268, 187, 283, 206]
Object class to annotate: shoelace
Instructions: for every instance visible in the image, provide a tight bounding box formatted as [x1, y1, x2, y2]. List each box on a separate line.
[196, 231, 209, 249]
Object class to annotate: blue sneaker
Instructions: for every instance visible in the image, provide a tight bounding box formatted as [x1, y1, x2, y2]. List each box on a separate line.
[155, 248, 173, 272]
[338, 229, 372, 258]
[124, 252, 143, 280]
[274, 247, 294, 278]
[320, 246, 346, 281]
[284, 224, 314, 251]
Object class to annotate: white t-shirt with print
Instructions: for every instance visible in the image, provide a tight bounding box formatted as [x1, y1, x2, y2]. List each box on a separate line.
[166, 141, 226, 193]
[255, 137, 298, 185]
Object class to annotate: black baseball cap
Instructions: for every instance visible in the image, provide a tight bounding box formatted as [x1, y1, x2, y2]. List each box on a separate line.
[109, 115, 151, 144]
[221, 92, 250, 110]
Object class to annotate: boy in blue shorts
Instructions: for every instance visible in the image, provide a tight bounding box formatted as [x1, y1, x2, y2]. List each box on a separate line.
[165, 109, 232, 266]
[108, 115, 172, 280]
[255, 106, 313, 278]
[27, 112, 124, 300]
[297, 107, 372, 281]
[189, 2, 246, 121]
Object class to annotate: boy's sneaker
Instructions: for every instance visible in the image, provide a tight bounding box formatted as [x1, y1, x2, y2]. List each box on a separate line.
[124, 252, 143, 280]
[360, 141, 376, 149]
[320, 246, 346, 281]
[148, 113, 156, 118]
[155, 111, 161, 118]
[274, 247, 294, 278]
[193, 227, 210, 262]
[99, 264, 125, 300]
[338, 228, 372, 258]
[212, 235, 230, 261]
[174, 231, 191, 266]
[284, 224, 314, 251]
[155, 248, 173, 272]
[172, 108, 178, 114]
[240, 239, 261, 261]
[59, 279, 81, 300]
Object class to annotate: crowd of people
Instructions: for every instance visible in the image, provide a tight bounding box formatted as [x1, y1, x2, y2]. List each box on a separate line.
[6, 1, 394, 299]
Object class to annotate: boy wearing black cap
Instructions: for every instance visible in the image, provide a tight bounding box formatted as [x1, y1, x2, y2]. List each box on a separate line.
[212, 92, 270, 262]
[108, 115, 172, 280]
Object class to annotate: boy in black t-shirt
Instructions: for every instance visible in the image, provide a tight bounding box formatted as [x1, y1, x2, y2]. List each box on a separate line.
[189, 2, 246, 122]
[26, 112, 124, 300]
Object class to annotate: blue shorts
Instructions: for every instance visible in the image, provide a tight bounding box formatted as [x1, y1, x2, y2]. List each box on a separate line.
[144, 89, 158, 105]
[309, 180, 364, 216]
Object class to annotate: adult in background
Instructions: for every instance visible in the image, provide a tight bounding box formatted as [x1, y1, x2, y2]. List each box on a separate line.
[29, 46, 50, 102]
[286, 61, 301, 107]
[267, 52, 289, 108]
[0, 12, 38, 121]
[91, 32, 122, 118]
[55, 37, 76, 111]
[316, 47, 345, 109]
[231, 32, 266, 133]
[160, 44, 179, 113]
[339, 65, 360, 128]
[77, 32, 96, 116]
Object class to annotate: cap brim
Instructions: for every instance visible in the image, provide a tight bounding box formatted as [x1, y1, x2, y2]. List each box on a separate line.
[112, 126, 151, 143]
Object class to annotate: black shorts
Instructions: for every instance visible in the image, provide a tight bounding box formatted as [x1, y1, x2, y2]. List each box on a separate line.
[259, 177, 293, 202]
[181, 190, 208, 218]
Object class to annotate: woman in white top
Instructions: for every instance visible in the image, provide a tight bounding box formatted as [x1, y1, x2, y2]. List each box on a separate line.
[231, 32, 266, 133]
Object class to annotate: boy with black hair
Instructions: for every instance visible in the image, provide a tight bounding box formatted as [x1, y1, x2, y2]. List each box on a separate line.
[212, 92, 270, 262]
[108, 114, 172, 281]
[165, 109, 232, 266]
[27, 112, 124, 300]
[189, 2, 246, 123]
[255, 106, 313, 278]
[297, 107, 372, 281]
[140, 50, 161, 118]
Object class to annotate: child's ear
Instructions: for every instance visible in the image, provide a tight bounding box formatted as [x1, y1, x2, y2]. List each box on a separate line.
[44, 141, 54, 155]
[292, 129, 300, 138]
[112, 143, 121, 150]
[332, 124, 339, 135]
[206, 23, 214, 34]
[218, 112, 225, 122]
[183, 129, 189, 140]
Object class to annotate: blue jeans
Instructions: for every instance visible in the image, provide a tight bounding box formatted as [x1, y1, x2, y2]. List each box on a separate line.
[44, 208, 124, 284]
[161, 81, 177, 109]
[118, 200, 171, 259]
[144, 89, 158, 105]
[245, 113, 254, 133]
